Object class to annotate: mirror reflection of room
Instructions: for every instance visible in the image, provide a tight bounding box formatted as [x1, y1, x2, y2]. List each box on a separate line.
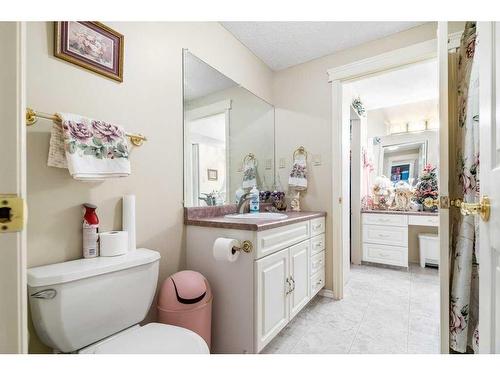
[183, 51, 275, 207]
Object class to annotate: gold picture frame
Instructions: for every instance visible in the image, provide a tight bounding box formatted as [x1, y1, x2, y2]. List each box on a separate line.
[54, 21, 124, 82]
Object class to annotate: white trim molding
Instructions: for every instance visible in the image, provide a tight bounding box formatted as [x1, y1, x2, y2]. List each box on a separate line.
[328, 39, 437, 83]
[318, 288, 335, 299]
[185, 99, 232, 121]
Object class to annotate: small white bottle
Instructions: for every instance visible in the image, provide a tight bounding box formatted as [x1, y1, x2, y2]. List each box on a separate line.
[249, 186, 260, 213]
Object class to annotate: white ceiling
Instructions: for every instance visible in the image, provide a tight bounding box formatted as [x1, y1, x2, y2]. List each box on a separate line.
[184, 51, 237, 101]
[346, 59, 438, 111]
[220, 22, 425, 71]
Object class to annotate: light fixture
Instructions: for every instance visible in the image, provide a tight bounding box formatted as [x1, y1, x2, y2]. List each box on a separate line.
[388, 119, 439, 135]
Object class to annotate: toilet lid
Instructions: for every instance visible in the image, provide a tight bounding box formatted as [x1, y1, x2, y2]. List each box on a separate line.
[88, 323, 209, 354]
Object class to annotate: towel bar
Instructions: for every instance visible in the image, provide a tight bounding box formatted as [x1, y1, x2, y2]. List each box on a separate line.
[25, 108, 147, 147]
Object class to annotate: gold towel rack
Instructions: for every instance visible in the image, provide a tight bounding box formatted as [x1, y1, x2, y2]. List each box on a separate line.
[293, 146, 308, 160]
[26, 108, 147, 147]
[243, 152, 257, 166]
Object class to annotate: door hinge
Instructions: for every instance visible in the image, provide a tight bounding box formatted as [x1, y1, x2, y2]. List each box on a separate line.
[0, 195, 25, 233]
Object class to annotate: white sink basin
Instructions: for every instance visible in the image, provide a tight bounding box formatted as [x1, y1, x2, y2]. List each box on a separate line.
[224, 212, 288, 220]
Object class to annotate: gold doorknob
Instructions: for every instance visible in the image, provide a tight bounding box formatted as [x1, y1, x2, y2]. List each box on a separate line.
[451, 195, 490, 222]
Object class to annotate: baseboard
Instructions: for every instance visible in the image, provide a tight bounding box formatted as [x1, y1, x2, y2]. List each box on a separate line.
[318, 288, 335, 299]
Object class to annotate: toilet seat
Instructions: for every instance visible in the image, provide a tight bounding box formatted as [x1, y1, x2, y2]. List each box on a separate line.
[79, 323, 209, 354]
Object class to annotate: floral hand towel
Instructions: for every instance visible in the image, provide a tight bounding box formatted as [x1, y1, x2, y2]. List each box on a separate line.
[48, 113, 130, 180]
[289, 157, 307, 191]
[241, 159, 257, 189]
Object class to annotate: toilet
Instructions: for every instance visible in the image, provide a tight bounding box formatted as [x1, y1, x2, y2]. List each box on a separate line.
[27, 248, 209, 354]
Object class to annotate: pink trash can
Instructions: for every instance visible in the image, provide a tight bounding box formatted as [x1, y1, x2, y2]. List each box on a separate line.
[157, 270, 213, 350]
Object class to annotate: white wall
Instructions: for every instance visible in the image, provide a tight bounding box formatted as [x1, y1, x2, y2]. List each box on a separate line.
[26, 21, 273, 353]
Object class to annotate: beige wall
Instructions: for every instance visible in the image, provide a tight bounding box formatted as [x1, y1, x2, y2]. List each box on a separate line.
[271, 22, 464, 292]
[26, 21, 272, 353]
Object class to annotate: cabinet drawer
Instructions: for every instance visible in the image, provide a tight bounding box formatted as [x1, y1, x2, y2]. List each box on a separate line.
[310, 269, 325, 296]
[310, 233, 325, 255]
[310, 251, 325, 275]
[310, 217, 325, 236]
[362, 242, 408, 267]
[362, 224, 408, 246]
[408, 214, 439, 227]
[256, 221, 310, 259]
[362, 213, 407, 227]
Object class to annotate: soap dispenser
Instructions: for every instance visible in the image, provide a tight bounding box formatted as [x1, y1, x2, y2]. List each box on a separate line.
[249, 186, 260, 213]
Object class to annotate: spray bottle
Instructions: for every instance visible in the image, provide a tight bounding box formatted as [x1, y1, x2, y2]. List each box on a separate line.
[82, 203, 99, 258]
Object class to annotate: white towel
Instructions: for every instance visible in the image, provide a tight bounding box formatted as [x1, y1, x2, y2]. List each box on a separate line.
[241, 162, 257, 189]
[48, 113, 131, 180]
[289, 158, 307, 191]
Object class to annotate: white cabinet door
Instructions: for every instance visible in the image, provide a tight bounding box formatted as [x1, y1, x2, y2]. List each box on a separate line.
[255, 247, 289, 352]
[289, 240, 310, 319]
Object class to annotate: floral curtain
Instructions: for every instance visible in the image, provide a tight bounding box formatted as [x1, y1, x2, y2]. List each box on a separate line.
[449, 22, 480, 354]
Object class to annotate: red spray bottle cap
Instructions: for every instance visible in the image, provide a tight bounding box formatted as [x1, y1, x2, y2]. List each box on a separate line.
[83, 203, 99, 225]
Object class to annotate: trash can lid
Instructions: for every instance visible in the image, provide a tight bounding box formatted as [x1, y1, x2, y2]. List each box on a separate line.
[158, 270, 211, 311]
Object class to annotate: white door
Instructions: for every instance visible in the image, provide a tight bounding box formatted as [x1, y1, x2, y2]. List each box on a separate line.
[0, 22, 27, 353]
[255, 247, 289, 352]
[289, 240, 310, 319]
[478, 21, 500, 353]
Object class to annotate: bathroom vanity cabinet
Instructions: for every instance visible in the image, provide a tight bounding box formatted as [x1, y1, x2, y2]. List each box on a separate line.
[361, 211, 438, 268]
[185, 213, 325, 353]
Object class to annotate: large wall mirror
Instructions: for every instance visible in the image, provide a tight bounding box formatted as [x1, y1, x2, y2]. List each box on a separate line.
[378, 141, 427, 185]
[183, 51, 275, 207]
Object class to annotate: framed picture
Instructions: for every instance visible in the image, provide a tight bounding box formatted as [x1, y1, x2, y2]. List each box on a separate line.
[54, 21, 124, 82]
[207, 169, 218, 181]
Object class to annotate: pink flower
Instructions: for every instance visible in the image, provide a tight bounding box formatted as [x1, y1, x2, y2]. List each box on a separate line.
[450, 304, 467, 335]
[64, 120, 93, 141]
[91, 120, 122, 142]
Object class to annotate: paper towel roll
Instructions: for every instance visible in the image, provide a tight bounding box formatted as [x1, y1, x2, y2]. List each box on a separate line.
[213, 238, 240, 263]
[122, 195, 136, 252]
[99, 231, 128, 257]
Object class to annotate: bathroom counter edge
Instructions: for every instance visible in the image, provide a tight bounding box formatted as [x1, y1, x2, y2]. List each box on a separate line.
[184, 211, 326, 231]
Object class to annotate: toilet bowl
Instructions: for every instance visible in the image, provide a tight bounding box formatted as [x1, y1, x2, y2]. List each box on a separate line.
[28, 248, 208, 354]
[79, 323, 209, 354]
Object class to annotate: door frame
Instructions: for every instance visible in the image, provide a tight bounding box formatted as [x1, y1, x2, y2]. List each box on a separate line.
[327, 38, 438, 300]
[0, 21, 28, 353]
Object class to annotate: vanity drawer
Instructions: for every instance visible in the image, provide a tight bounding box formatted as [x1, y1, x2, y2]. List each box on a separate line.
[362, 242, 408, 267]
[310, 251, 325, 275]
[310, 269, 325, 296]
[310, 234, 325, 255]
[362, 224, 408, 247]
[362, 213, 408, 227]
[256, 221, 310, 259]
[408, 214, 439, 227]
[310, 217, 325, 236]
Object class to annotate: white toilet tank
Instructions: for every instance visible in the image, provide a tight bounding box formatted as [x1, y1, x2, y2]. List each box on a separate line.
[28, 248, 160, 353]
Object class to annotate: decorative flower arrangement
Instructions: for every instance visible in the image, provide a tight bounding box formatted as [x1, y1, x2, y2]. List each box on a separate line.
[371, 176, 393, 210]
[414, 163, 439, 211]
[270, 191, 286, 211]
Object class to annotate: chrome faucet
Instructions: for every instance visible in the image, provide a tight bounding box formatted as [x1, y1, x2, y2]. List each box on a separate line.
[237, 192, 253, 213]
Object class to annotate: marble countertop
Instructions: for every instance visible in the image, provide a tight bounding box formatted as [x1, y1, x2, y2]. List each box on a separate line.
[185, 210, 326, 231]
[361, 209, 438, 216]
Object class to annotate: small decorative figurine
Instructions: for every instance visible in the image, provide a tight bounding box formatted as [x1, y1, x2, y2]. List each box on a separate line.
[290, 191, 301, 212]
[392, 181, 413, 211]
[372, 175, 393, 210]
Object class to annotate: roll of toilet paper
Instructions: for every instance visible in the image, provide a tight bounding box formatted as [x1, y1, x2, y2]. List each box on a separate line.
[122, 195, 136, 252]
[213, 238, 240, 263]
[99, 231, 129, 257]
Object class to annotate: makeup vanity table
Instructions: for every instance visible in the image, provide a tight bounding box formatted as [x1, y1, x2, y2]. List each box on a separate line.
[361, 210, 438, 268]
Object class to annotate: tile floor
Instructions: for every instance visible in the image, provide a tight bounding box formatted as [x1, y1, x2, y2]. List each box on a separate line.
[261, 263, 440, 354]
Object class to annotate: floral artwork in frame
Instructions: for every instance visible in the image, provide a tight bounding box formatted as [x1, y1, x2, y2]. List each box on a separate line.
[54, 22, 124, 82]
[207, 169, 218, 181]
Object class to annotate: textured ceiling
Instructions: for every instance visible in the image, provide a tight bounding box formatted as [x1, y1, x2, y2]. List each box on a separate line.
[346, 59, 438, 111]
[220, 22, 426, 71]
